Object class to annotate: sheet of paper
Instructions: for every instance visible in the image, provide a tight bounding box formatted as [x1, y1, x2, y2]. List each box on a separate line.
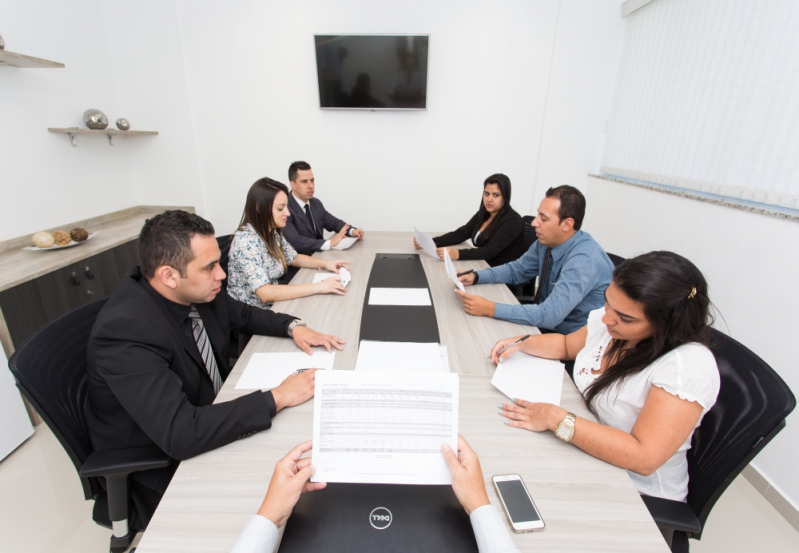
[413, 226, 440, 260]
[312, 267, 351, 287]
[332, 236, 357, 250]
[368, 287, 431, 306]
[355, 341, 447, 373]
[439, 345, 450, 372]
[235, 352, 336, 390]
[443, 248, 465, 292]
[312, 370, 459, 485]
[490, 354, 564, 406]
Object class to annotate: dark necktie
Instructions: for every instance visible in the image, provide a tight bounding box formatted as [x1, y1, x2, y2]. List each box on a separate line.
[304, 204, 318, 237]
[532, 247, 553, 305]
[188, 306, 222, 394]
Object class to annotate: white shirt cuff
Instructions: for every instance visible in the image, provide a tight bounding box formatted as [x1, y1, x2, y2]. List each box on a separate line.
[230, 515, 278, 553]
[321, 240, 331, 251]
[470, 505, 519, 553]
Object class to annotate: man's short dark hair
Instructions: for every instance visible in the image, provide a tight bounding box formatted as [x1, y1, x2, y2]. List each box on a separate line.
[545, 185, 586, 231]
[288, 161, 312, 184]
[138, 210, 215, 279]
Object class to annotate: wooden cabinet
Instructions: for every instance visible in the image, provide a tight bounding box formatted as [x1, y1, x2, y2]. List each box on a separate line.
[0, 240, 139, 348]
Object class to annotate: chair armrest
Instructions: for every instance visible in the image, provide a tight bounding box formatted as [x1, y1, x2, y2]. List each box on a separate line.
[80, 445, 172, 478]
[641, 494, 702, 534]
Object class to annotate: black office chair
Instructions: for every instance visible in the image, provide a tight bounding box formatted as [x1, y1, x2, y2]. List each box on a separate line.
[512, 215, 539, 303]
[216, 234, 234, 293]
[642, 328, 796, 551]
[8, 298, 170, 553]
[607, 252, 625, 268]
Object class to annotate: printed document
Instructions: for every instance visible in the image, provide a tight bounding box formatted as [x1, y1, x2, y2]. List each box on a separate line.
[491, 354, 564, 405]
[355, 341, 447, 373]
[312, 267, 351, 287]
[369, 287, 431, 306]
[332, 236, 357, 250]
[413, 226, 440, 259]
[235, 352, 335, 390]
[312, 370, 459, 485]
[443, 248, 465, 292]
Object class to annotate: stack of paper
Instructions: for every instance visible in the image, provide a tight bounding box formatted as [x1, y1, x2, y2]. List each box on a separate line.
[355, 341, 448, 373]
[413, 226, 440, 260]
[490, 354, 564, 405]
[368, 287, 431, 306]
[235, 352, 336, 390]
[443, 249, 465, 292]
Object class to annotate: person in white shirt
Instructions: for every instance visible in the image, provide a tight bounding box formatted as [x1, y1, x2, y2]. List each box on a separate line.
[490, 251, 720, 504]
[230, 436, 520, 553]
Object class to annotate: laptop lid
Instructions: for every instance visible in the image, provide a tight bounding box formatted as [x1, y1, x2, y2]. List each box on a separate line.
[278, 483, 478, 552]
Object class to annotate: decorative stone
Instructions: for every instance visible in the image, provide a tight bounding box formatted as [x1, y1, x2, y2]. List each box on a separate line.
[0, 34, 5, 50]
[116, 118, 131, 131]
[71, 228, 89, 242]
[53, 230, 72, 246]
[83, 109, 109, 130]
[32, 231, 55, 249]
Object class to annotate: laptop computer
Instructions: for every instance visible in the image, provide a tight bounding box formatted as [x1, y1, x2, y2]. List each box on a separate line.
[278, 483, 479, 552]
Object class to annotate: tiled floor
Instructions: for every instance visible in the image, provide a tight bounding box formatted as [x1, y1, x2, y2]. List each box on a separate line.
[2, 425, 798, 553]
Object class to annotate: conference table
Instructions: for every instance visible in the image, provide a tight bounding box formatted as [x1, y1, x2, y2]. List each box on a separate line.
[136, 232, 668, 552]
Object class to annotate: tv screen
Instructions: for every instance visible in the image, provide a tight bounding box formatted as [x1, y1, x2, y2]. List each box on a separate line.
[314, 35, 429, 110]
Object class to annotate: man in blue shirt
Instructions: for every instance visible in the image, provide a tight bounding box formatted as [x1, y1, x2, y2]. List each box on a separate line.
[455, 185, 613, 334]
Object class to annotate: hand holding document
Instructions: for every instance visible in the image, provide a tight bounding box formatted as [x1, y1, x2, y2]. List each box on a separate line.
[332, 236, 357, 250]
[312, 267, 351, 287]
[235, 352, 336, 390]
[491, 354, 564, 405]
[414, 226, 440, 260]
[443, 248, 465, 292]
[312, 370, 459, 485]
[355, 341, 448, 373]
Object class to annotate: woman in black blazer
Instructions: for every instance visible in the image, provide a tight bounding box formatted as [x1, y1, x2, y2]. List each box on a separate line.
[416, 173, 527, 267]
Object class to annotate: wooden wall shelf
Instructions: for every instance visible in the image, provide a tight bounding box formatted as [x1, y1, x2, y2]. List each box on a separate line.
[0, 50, 64, 68]
[48, 128, 158, 147]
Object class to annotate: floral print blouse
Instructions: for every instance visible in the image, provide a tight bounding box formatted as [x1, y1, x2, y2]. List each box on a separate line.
[227, 224, 297, 308]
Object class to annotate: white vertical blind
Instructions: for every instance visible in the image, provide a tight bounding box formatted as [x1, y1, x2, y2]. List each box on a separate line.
[602, 0, 799, 209]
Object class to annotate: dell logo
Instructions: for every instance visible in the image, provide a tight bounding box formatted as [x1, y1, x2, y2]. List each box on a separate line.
[369, 507, 393, 530]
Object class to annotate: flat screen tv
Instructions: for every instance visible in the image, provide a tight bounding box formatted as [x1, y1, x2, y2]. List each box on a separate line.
[314, 35, 429, 110]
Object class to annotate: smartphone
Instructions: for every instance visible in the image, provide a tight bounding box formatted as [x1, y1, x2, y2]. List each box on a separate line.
[492, 474, 545, 532]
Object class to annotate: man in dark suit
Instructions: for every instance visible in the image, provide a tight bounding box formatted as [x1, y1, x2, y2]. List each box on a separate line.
[282, 160, 364, 255]
[87, 210, 344, 528]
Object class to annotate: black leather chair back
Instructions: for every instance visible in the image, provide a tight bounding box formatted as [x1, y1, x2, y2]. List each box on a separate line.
[8, 297, 109, 501]
[216, 234, 234, 291]
[687, 328, 795, 538]
[607, 253, 626, 268]
[521, 215, 537, 249]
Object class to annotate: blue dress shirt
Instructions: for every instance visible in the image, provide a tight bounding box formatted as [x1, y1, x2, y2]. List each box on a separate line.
[475, 230, 613, 334]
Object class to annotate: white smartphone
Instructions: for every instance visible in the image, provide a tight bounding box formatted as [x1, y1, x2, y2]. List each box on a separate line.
[492, 474, 545, 532]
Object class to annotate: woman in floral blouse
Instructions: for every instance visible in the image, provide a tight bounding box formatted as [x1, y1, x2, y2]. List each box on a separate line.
[227, 177, 351, 309]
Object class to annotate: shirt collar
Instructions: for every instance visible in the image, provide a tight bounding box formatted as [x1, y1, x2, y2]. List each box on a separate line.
[549, 230, 584, 261]
[140, 278, 192, 326]
[291, 191, 308, 210]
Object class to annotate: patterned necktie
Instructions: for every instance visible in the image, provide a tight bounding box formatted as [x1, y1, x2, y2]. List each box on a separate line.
[188, 306, 222, 395]
[304, 204, 318, 237]
[532, 247, 553, 305]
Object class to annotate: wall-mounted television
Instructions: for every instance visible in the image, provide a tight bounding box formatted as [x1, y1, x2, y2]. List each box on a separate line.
[314, 35, 429, 110]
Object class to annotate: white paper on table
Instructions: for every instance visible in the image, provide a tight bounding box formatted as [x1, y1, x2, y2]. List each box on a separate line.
[413, 226, 440, 259]
[443, 248, 465, 292]
[368, 287, 431, 306]
[312, 370, 459, 485]
[439, 345, 450, 372]
[235, 352, 336, 390]
[332, 236, 357, 250]
[355, 341, 446, 373]
[312, 267, 351, 287]
[490, 354, 564, 405]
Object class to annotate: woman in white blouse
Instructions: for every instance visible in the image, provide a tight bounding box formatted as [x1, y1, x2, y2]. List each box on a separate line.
[227, 178, 351, 308]
[490, 251, 720, 503]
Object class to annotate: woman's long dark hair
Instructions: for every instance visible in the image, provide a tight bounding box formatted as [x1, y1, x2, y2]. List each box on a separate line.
[477, 173, 512, 242]
[584, 251, 715, 407]
[239, 177, 290, 271]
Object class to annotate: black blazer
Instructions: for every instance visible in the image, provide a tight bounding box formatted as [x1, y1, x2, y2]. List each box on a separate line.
[434, 208, 526, 267]
[283, 193, 355, 255]
[87, 268, 295, 501]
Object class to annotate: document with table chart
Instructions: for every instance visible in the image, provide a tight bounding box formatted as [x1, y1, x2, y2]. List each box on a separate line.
[311, 370, 459, 485]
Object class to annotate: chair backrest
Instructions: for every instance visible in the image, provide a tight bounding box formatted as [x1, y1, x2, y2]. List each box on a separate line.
[521, 215, 537, 249]
[607, 253, 626, 268]
[686, 328, 795, 538]
[8, 297, 109, 501]
[216, 234, 234, 292]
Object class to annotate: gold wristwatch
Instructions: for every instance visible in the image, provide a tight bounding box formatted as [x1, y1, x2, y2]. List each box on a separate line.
[554, 412, 577, 442]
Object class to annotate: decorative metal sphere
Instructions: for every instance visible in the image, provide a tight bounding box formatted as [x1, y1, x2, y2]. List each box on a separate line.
[83, 109, 109, 130]
[115, 118, 131, 131]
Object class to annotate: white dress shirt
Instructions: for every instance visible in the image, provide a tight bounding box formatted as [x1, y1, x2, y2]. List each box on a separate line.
[291, 192, 331, 251]
[230, 505, 520, 553]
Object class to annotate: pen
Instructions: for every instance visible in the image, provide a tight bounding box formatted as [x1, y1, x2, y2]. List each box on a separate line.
[456, 269, 475, 277]
[488, 335, 531, 359]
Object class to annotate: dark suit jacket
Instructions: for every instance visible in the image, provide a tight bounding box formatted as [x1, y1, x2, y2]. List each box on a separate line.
[86, 267, 295, 513]
[434, 208, 527, 267]
[283, 193, 355, 255]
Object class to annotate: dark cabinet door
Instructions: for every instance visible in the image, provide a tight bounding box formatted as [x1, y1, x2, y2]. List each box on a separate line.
[113, 239, 140, 278]
[0, 279, 49, 348]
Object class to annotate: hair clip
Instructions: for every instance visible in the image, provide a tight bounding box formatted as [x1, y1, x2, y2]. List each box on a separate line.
[688, 286, 697, 299]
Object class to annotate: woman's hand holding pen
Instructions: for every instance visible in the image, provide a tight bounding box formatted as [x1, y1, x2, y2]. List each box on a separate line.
[490, 335, 528, 364]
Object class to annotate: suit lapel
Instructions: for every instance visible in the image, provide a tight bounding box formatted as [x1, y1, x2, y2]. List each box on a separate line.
[195, 302, 228, 376]
[290, 193, 316, 235]
[309, 199, 323, 238]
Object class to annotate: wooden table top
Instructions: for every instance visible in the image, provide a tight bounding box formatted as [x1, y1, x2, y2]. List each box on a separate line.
[136, 231, 667, 553]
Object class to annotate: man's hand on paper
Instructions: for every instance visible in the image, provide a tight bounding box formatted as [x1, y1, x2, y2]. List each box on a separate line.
[330, 225, 350, 247]
[457, 272, 476, 286]
[441, 435, 490, 515]
[455, 290, 495, 317]
[351, 228, 364, 240]
[271, 370, 317, 412]
[292, 326, 346, 354]
[490, 335, 526, 364]
[437, 247, 459, 260]
[257, 441, 327, 528]
[315, 276, 347, 296]
[499, 399, 566, 434]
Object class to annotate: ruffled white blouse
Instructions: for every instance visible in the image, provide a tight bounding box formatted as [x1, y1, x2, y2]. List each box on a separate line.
[573, 308, 720, 501]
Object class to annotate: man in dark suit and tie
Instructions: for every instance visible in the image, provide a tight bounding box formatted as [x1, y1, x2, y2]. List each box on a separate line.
[86, 210, 344, 529]
[282, 160, 364, 255]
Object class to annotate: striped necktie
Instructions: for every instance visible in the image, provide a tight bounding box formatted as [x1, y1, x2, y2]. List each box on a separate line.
[188, 306, 222, 395]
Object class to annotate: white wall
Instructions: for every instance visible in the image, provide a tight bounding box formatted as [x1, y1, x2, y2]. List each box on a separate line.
[585, 175, 799, 509]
